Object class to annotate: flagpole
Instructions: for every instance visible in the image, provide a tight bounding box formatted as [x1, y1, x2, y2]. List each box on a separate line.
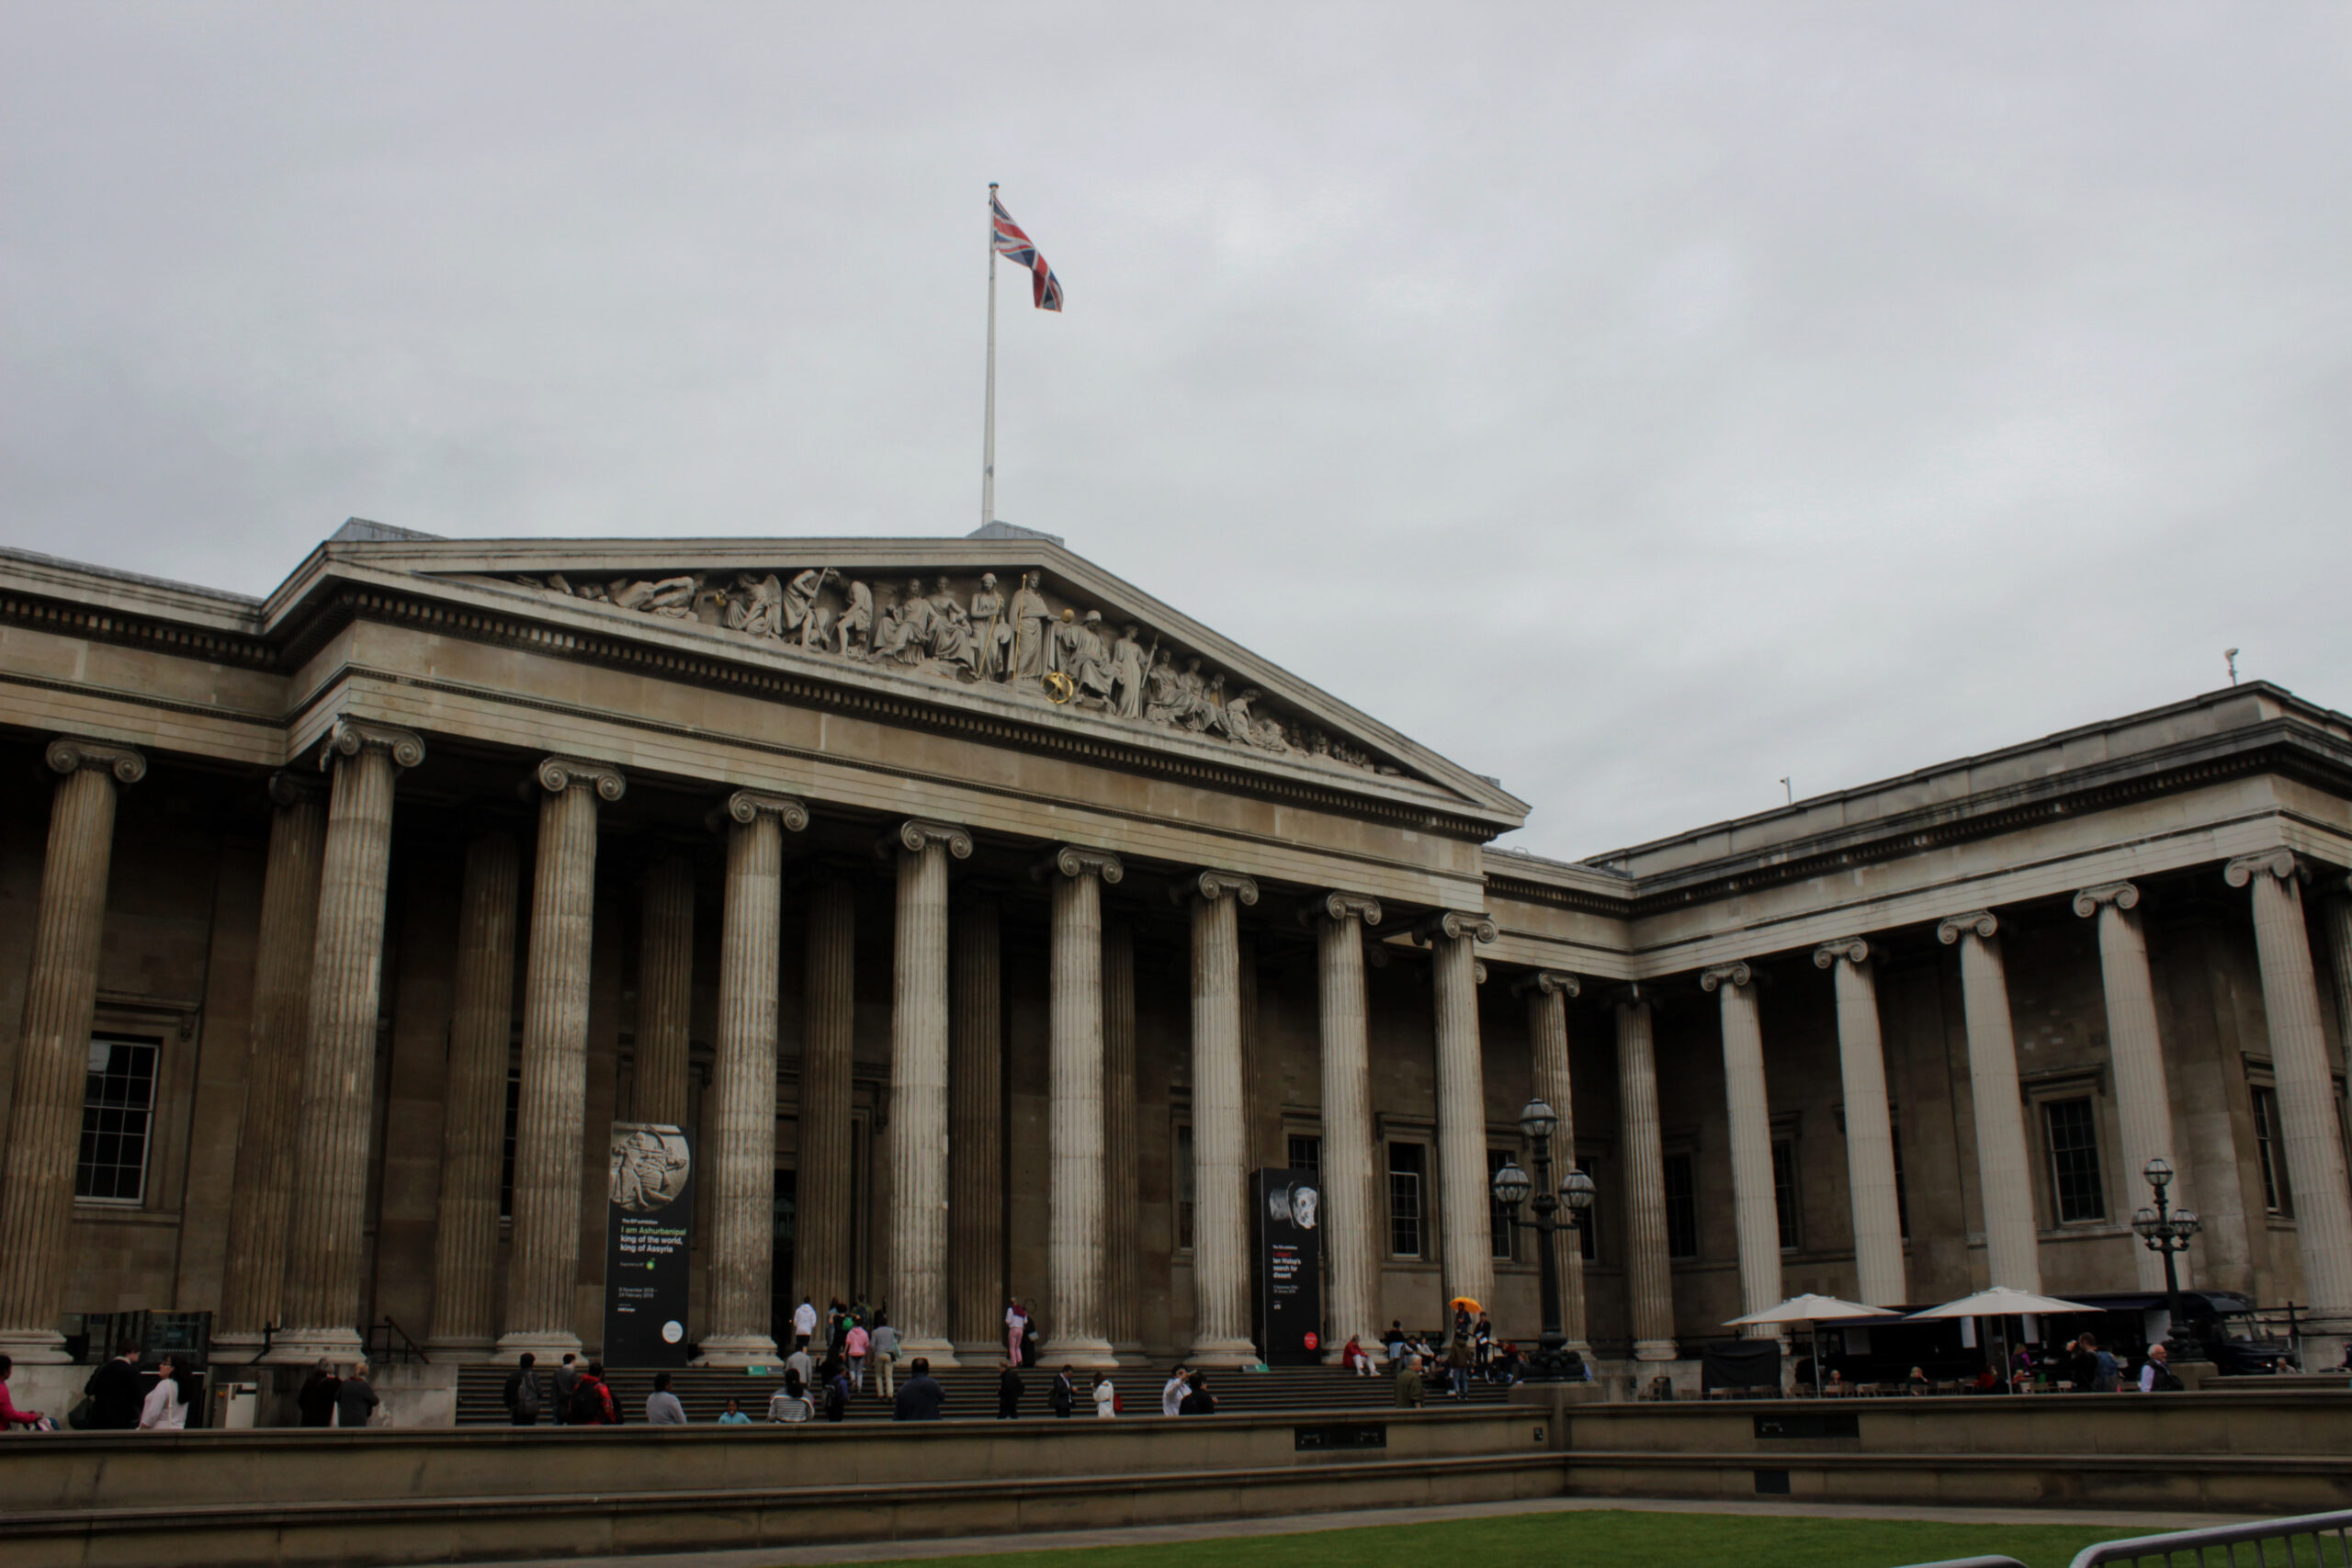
[981, 182, 999, 530]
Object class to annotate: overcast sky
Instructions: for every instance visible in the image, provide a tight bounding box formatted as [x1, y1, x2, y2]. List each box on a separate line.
[4, 4, 2346, 860]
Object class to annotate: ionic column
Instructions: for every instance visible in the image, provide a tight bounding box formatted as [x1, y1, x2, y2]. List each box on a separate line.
[1702, 963, 1782, 1333]
[634, 854, 696, 1129]
[215, 773, 327, 1350]
[496, 756, 623, 1359]
[2226, 851, 2352, 1367]
[1313, 893, 1385, 1366]
[1184, 867, 1257, 1367]
[2075, 883, 2188, 1292]
[797, 877, 855, 1315]
[1521, 969, 1589, 1352]
[1938, 911, 2041, 1293]
[1615, 988, 1677, 1361]
[273, 720, 424, 1363]
[888, 818, 971, 1368]
[948, 897, 1004, 1356]
[0, 739, 145, 1363]
[425, 830, 522, 1359]
[1103, 916, 1142, 1359]
[1040, 845, 1124, 1368]
[699, 790, 807, 1365]
[1420, 910, 1498, 1325]
[1813, 939, 1906, 1306]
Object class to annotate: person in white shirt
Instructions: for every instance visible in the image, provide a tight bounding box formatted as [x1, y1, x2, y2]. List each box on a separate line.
[792, 1298, 819, 1351]
[138, 1355, 186, 1430]
[1092, 1371, 1115, 1418]
[1161, 1366, 1189, 1417]
[645, 1371, 687, 1425]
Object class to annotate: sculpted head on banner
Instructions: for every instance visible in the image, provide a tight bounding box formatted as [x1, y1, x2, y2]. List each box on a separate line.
[610, 1126, 691, 1215]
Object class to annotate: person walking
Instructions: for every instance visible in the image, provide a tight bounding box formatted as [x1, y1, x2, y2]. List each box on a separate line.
[138, 1354, 186, 1430]
[997, 1361, 1024, 1418]
[870, 1314, 899, 1400]
[503, 1352, 544, 1427]
[645, 1371, 687, 1426]
[893, 1357, 946, 1421]
[0, 1354, 49, 1430]
[1005, 1298, 1025, 1365]
[718, 1398, 752, 1425]
[1160, 1365, 1189, 1416]
[295, 1358, 341, 1429]
[336, 1362, 379, 1428]
[792, 1297, 818, 1352]
[1091, 1371, 1116, 1418]
[1395, 1355, 1426, 1410]
[551, 1352, 580, 1427]
[785, 1341, 815, 1392]
[86, 1341, 145, 1430]
[845, 1320, 870, 1393]
[1445, 1336, 1473, 1399]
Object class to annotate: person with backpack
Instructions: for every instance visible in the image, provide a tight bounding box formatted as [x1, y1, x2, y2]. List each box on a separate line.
[570, 1361, 616, 1425]
[503, 1352, 544, 1427]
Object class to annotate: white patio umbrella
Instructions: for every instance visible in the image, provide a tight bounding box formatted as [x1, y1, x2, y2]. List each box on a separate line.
[1906, 1287, 2098, 1391]
[1724, 1294, 1901, 1394]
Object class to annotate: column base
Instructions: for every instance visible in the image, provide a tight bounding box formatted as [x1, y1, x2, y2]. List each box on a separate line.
[209, 1329, 267, 1361]
[1186, 1335, 1260, 1370]
[263, 1325, 367, 1366]
[1633, 1338, 1680, 1362]
[690, 1334, 778, 1369]
[0, 1329, 71, 1365]
[492, 1329, 583, 1364]
[1040, 1335, 1120, 1370]
[423, 1336, 500, 1365]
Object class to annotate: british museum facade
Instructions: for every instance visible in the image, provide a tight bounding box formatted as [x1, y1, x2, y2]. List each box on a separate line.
[2, 520, 2349, 1379]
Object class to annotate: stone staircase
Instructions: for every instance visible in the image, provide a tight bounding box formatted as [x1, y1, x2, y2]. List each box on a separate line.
[456, 1359, 1510, 1426]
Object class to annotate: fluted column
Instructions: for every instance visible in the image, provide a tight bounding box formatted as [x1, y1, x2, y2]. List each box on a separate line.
[425, 830, 522, 1359]
[1314, 893, 1385, 1366]
[1814, 939, 1906, 1306]
[2075, 883, 2188, 1291]
[1938, 911, 2041, 1293]
[273, 720, 424, 1363]
[0, 739, 145, 1362]
[2226, 851, 2352, 1367]
[888, 818, 970, 1368]
[1103, 916, 1142, 1359]
[1522, 969, 1588, 1351]
[1420, 910, 1498, 1327]
[948, 897, 1003, 1355]
[634, 855, 696, 1129]
[1041, 845, 1123, 1368]
[1702, 963, 1782, 1333]
[215, 773, 327, 1349]
[797, 877, 855, 1315]
[1184, 867, 1257, 1366]
[1615, 989, 1677, 1360]
[496, 757, 622, 1359]
[699, 790, 807, 1365]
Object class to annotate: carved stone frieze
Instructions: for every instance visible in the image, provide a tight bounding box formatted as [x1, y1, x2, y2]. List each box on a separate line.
[508, 563, 1405, 779]
[44, 737, 147, 784]
[534, 756, 626, 802]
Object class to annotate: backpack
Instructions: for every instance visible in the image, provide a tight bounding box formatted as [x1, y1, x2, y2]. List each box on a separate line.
[571, 1378, 605, 1424]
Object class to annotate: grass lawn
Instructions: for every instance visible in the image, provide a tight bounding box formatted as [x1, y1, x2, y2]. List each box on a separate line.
[854, 1507, 2120, 1568]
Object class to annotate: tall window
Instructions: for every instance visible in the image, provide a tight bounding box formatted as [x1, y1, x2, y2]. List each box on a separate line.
[1577, 1155, 1599, 1262]
[76, 1034, 161, 1203]
[499, 1066, 522, 1221]
[1771, 1138, 1801, 1251]
[1663, 1151, 1699, 1259]
[2252, 1086, 2291, 1216]
[2044, 1098, 2106, 1224]
[1388, 1143, 1425, 1258]
[1487, 1149, 1517, 1261]
[1175, 1123, 1195, 1251]
[1287, 1134, 1321, 1176]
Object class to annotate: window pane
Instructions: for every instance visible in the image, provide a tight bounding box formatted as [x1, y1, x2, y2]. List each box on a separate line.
[2045, 1098, 2106, 1224]
[1663, 1152, 1698, 1259]
[2252, 1087, 2290, 1217]
[75, 1035, 160, 1205]
[1487, 1148, 1516, 1261]
[1772, 1139, 1800, 1251]
[1388, 1143, 1424, 1258]
[1287, 1134, 1321, 1176]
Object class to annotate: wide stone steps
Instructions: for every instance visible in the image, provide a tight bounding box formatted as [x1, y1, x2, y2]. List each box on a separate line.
[455, 1360, 1508, 1425]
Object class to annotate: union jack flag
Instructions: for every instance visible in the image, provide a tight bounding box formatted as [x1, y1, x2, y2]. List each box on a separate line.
[992, 195, 1064, 312]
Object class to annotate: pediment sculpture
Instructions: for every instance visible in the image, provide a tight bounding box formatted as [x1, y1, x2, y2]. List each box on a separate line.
[510, 566, 1403, 776]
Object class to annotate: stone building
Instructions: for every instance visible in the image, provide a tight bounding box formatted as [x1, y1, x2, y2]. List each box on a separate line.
[1, 522, 2347, 1378]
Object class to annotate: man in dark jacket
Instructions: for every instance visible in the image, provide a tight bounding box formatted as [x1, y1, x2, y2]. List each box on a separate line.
[997, 1361, 1023, 1419]
[503, 1352, 543, 1426]
[296, 1359, 341, 1427]
[551, 1352, 579, 1426]
[892, 1357, 945, 1421]
[1048, 1367, 1075, 1417]
[86, 1342, 144, 1429]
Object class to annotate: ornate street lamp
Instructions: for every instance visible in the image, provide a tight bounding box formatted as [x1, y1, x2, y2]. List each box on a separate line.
[2132, 1156, 2204, 1363]
[1489, 1097, 1598, 1382]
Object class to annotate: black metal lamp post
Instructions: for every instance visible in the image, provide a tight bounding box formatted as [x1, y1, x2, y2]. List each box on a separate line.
[1489, 1097, 1597, 1382]
[2132, 1156, 2204, 1362]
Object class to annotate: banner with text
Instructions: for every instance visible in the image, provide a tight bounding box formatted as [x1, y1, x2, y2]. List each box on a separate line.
[605, 1122, 693, 1367]
[1255, 1167, 1324, 1365]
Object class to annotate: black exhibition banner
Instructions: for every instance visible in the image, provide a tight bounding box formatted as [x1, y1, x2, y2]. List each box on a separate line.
[605, 1122, 693, 1367]
[1255, 1167, 1324, 1365]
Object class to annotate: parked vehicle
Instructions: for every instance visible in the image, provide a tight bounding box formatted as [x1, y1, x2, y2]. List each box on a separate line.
[2064, 1292, 2291, 1374]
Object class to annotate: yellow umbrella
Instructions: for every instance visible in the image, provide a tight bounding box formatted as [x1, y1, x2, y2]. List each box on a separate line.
[1449, 1296, 1483, 1313]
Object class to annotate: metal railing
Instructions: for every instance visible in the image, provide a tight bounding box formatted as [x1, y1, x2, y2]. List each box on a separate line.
[1898, 1508, 2352, 1568]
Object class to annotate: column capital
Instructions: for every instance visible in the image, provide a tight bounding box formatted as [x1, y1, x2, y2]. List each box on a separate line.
[1472, 959, 1488, 986]
[1034, 844, 1125, 885]
[322, 718, 425, 772]
[1412, 909, 1497, 945]
[720, 789, 809, 831]
[2225, 849, 2309, 888]
[1512, 968, 1581, 998]
[533, 755, 624, 801]
[1609, 980, 1663, 1012]
[44, 736, 146, 784]
[1300, 890, 1383, 928]
[265, 770, 324, 808]
[2072, 881, 2141, 918]
[1699, 961, 1754, 993]
[888, 818, 973, 858]
[1812, 937, 1871, 969]
[1937, 910, 1998, 945]
[1173, 868, 1258, 907]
